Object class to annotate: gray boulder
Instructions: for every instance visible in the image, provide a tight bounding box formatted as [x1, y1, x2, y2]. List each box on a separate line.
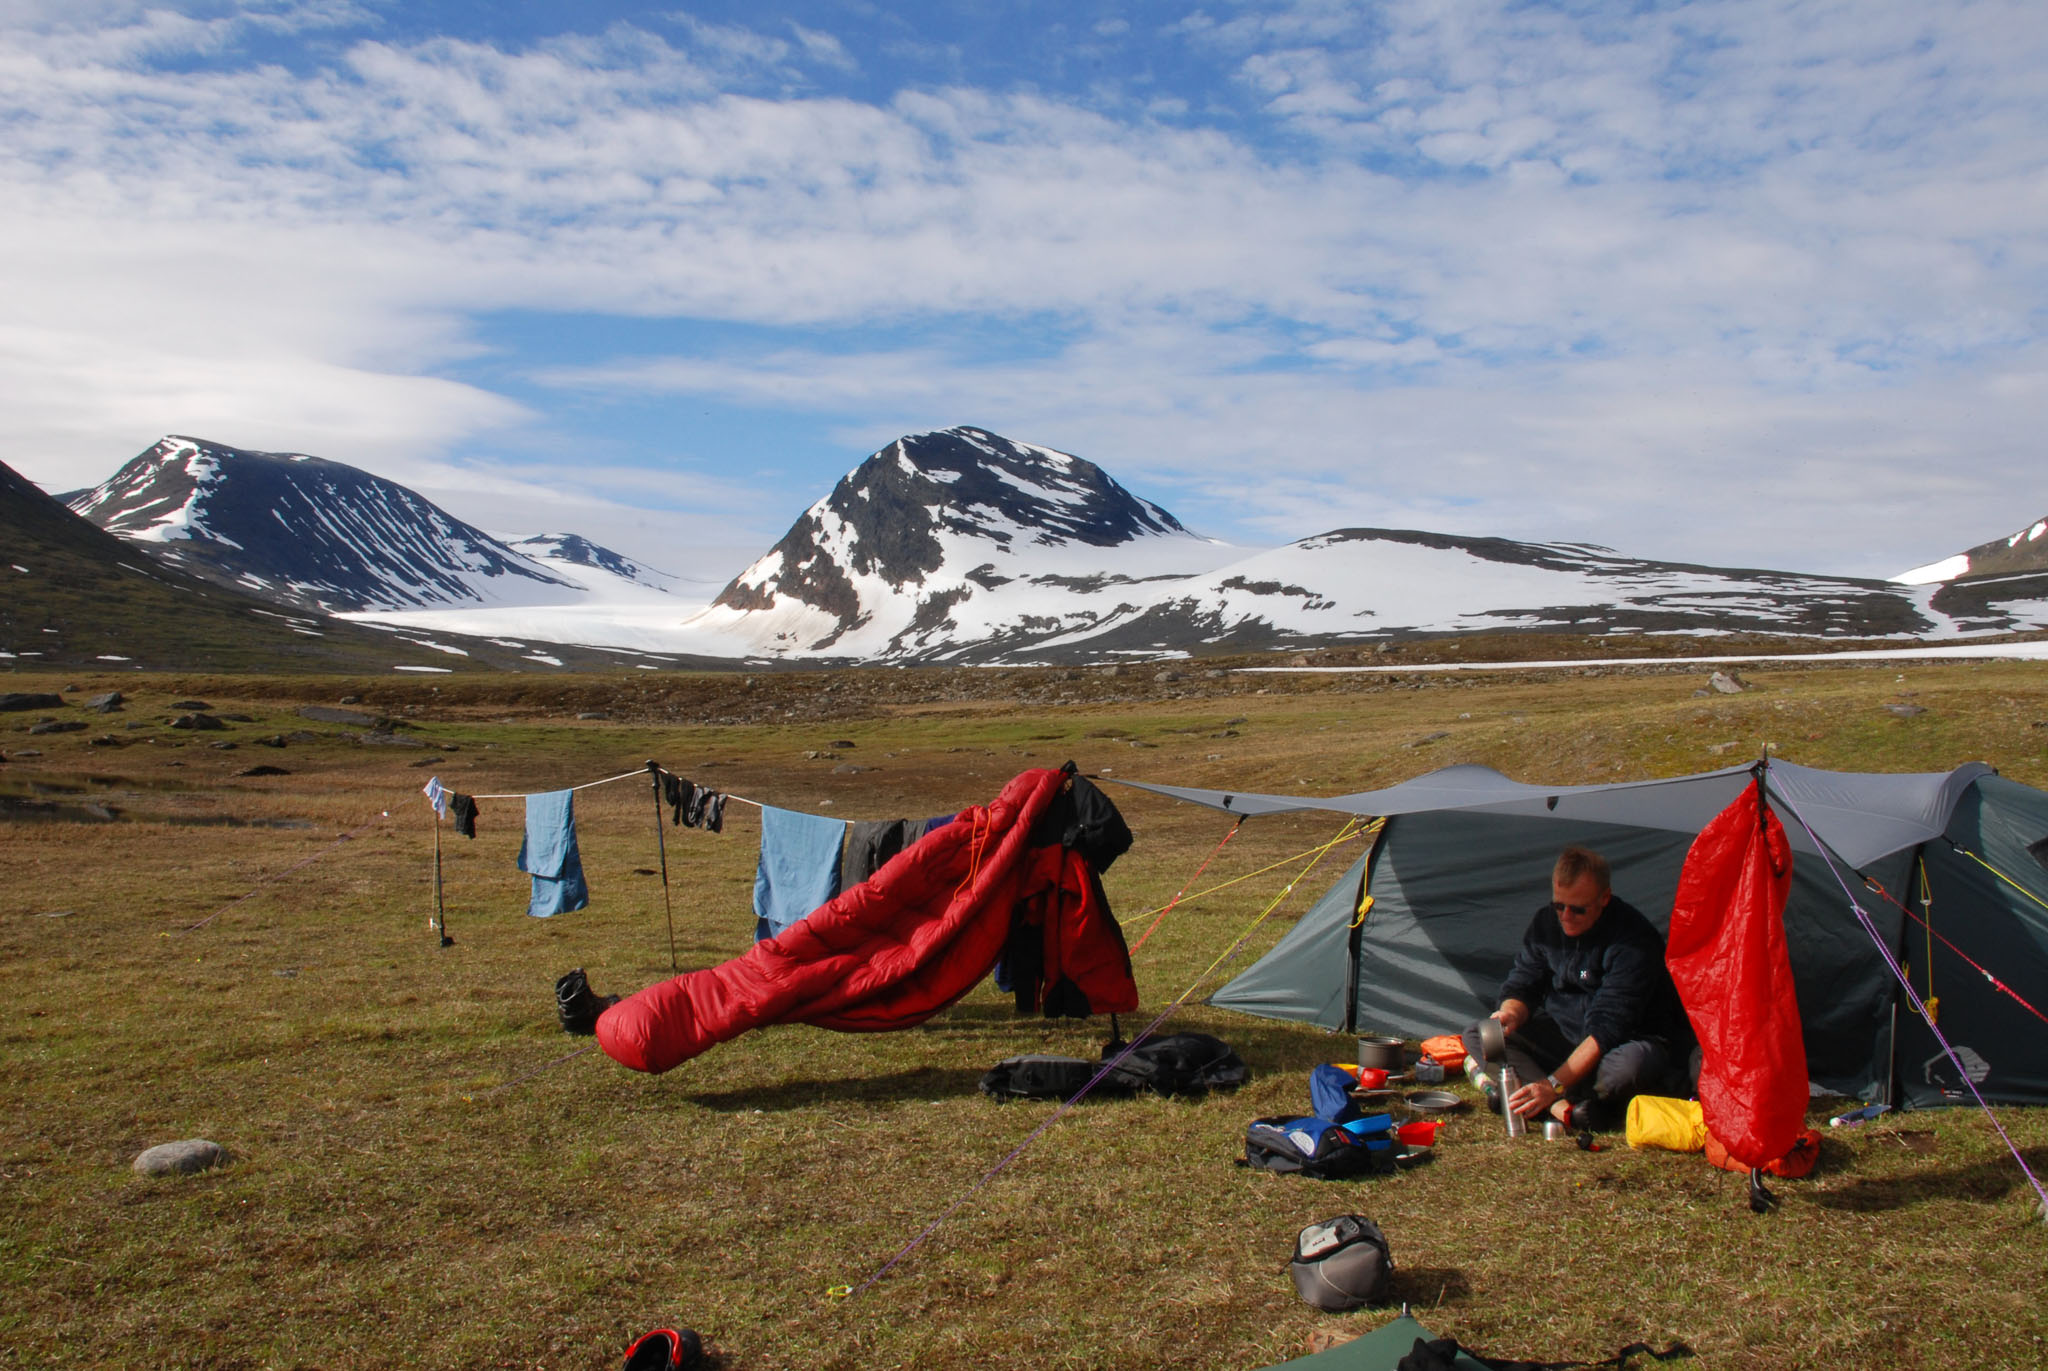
[132, 1139, 228, 1177]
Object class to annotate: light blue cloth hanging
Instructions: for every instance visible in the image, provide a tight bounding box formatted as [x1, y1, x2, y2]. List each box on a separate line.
[517, 789, 588, 918]
[753, 805, 847, 942]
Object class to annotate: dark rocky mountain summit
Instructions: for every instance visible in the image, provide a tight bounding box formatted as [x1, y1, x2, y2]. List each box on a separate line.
[68, 436, 577, 612]
[709, 426, 1216, 652]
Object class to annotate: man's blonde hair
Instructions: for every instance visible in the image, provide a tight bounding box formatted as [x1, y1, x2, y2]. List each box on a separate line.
[1553, 845, 1610, 893]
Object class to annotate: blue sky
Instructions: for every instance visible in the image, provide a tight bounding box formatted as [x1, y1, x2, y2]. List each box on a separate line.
[4, 0, 2045, 579]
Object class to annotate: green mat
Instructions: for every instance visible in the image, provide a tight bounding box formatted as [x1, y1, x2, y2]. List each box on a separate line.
[1260, 1313, 1489, 1371]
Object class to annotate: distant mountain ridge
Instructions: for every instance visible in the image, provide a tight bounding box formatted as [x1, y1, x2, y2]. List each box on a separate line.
[683, 428, 2048, 663]
[37, 426, 2048, 666]
[67, 437, 658, 613]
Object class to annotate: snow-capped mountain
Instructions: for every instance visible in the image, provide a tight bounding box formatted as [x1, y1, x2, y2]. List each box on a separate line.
[686, 426, 1235, 656]
[67, 437, 652, 613]
[682, 430, 2048, 664]
[504, 533, 676, 592]
[1894, 514, 2048, 585]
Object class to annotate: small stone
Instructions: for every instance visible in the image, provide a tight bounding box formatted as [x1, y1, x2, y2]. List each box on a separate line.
[237, 765, 290, 777]
[132, 1139, 227, 1177]
[13, 748, 41, 758]
[339, 695, 361, 705]
[829, 740, 855, 749]
[28, 720, 86, 735]
[217, 713, 255, 723]
[258, 735, 288, 748]
[170, 714, 226, 731]
[576, 711, 608, 720]
[1155, 669, 1183, 682]
[1886, 704, 1926, 718]
[1409, 731, 1452, 746]
[168, 700, 212, 711]
[832, 763, 866, 774]
[88, 735, 123, 747]
[87, 691, 124, 712]
[209, 741, 238, 750]
[1708, 672, 1746, 695]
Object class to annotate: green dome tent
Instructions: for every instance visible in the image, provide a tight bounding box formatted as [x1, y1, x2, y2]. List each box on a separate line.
[1116, 760, 2048, 1109]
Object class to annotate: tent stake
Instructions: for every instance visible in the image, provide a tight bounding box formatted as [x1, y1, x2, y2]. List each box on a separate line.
[648, 760, 679, 974]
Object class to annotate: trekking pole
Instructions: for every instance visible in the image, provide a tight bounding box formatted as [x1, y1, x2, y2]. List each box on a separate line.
[432, 805, 452, 948]
[647, 760, 679, 974]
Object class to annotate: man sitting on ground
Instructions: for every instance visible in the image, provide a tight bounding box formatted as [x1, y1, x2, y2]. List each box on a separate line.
[1491, 845, 1694, 1131]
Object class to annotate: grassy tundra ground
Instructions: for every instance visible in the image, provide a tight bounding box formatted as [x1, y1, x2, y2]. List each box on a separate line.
[3, 656, 2046, 1370]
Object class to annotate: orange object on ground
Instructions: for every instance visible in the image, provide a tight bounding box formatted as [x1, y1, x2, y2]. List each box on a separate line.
[1706, 1127, 1822, 1179]
[1420, 1035, 1467, 1068]
[1355, 1066, 1389, 1089]
[1396, 1120, 1442, 1146]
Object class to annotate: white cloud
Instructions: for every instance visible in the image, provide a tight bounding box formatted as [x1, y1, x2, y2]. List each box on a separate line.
[0, 1, 2043, 579]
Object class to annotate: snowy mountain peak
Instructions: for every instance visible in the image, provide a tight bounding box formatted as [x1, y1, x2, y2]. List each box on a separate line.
[503, 533, 673, 591]
[703, 425, 1219, 654]
[69, 436, 578, 612]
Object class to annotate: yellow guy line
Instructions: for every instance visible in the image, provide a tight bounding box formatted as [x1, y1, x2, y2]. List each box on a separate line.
[1118, 820, 1377, 931]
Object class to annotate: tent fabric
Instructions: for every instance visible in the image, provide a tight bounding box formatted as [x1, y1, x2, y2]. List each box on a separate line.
[1212, 808, 1907, 1098]
[1114, 760, 1993, 869]
[1189, 758, 2048, 1107]
[1894, 775, 2048, 1107]
[595, 768, 1137, 1074]
[1258, 1315, 1488, 1371]
[1666, 780, 1807, 1170]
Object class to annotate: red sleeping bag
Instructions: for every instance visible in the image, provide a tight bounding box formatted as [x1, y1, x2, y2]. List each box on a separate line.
[596, 767, 1138, 1074]
[1666, 775, 1808, 1172]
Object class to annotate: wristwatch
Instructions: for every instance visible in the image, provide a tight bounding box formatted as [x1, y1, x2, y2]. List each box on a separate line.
[1545, 1073, 1565, 1092]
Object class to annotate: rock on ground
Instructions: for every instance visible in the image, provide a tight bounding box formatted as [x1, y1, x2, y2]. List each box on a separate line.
[132, 1139, 228, 1177]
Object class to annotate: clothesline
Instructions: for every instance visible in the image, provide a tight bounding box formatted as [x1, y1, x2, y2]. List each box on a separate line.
[466, 765, 761, 807]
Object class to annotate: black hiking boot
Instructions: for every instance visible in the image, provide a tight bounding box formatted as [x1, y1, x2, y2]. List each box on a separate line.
[555, 967, 618, 1036]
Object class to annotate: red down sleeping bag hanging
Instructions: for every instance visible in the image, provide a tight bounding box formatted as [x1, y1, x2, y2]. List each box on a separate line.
[595, 767, 1139, 1074]
[1666, 773, 1808, 1172]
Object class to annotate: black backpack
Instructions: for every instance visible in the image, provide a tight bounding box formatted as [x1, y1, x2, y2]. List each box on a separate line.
[1290, 1214, 1394, 1311]
[980, 1033, 1250, 1102]
[1242, 1116, 1392, 1179]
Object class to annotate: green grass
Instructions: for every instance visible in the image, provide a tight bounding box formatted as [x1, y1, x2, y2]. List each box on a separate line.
[3, 661, 2047, 1369]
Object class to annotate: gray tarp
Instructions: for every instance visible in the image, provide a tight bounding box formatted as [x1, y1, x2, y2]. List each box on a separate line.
[1112, 760, 1994, 869]
[1111, 760, 2046, 1106]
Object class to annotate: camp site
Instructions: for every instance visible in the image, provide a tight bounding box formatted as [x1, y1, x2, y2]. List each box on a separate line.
[5, 654, 2047, 1369]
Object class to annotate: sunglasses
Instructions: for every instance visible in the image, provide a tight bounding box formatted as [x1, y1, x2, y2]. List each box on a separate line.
[1550, 900, 1599, 916]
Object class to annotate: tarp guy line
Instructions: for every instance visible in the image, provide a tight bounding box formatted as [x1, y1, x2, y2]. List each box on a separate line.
[837, 818, 1365, 1300]
[1862, 868, 2048, 1028]
[1773, 786, 2048, 1223]
[1128, 817, 1241, 954]
[1115, 826, 1370, 933]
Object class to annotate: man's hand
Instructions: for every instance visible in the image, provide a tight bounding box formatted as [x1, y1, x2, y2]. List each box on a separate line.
[1508, 1076, 1559, 1121]
[1492, 999, 1530, 1036]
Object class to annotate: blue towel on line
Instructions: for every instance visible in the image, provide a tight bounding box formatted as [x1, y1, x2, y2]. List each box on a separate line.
[517, 789, 589, 918]
[753, 805, 847, 942]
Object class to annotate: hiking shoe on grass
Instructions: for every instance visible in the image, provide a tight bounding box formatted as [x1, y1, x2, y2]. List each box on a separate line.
[555, 968, 618, 1036]
[622, 1327, 703, 1370]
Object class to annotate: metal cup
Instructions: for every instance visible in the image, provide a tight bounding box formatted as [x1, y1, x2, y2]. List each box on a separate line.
[1543, 1119, 1568, 1141]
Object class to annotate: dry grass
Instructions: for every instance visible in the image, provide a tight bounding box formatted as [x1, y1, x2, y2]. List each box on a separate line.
[2, 660, 2047, 1370]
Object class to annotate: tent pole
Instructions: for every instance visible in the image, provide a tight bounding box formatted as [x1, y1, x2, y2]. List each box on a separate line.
[648, 760, 679, 974]
[1343, 820, 1389, 1035]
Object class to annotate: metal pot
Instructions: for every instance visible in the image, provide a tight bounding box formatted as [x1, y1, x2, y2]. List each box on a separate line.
[1355, 1035, 1407, 1072]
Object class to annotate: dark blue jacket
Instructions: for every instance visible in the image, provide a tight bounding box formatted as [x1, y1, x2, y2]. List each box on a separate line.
[1498, 896, 1692, 1055]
